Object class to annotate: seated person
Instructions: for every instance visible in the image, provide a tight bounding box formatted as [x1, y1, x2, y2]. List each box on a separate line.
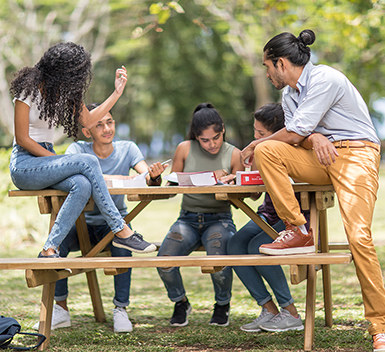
[33, 103, 167, 333]
[228, 103, 306, 332]
[157, 103, 244, 327]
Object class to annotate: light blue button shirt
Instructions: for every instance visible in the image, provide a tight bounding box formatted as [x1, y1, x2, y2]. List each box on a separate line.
[282, 62, 380, 144]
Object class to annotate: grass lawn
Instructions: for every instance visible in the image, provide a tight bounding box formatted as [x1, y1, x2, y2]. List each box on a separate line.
[1, 164, 385, 351]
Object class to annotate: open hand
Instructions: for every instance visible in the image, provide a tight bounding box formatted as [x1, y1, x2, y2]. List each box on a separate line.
[240, 140, 257, 167]
[115, 66, 128, 96]
[310, 133, 339, 166]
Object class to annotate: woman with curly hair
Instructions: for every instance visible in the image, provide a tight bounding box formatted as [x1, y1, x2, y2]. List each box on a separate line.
[9, 42, 156, 258]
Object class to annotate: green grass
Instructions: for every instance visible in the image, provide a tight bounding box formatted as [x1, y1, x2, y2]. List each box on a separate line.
[2, 164, 385, 351]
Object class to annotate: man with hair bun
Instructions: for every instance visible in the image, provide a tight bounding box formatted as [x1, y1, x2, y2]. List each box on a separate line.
[241, 29, 385, 351]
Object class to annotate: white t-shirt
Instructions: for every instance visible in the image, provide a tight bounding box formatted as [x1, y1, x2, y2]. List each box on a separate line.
[14, 93, 55, 144]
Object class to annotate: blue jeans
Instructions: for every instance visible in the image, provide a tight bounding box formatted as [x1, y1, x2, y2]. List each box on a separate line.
[227, 218, 294, 308]
[157, 210, 235, 305]
[9, 143, 126, 252]
[55, 223, 132, 307]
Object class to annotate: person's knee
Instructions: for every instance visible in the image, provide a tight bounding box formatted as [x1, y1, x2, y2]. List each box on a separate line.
[254, 140, 283, 167]
[70, 174, 92, 198]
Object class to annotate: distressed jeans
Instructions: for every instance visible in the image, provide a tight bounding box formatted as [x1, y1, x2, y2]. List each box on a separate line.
[227, 218, 294, 308]
[9, 143, 126, 252]
[157, 210, 235, 304]
[55, 223, 132, 307]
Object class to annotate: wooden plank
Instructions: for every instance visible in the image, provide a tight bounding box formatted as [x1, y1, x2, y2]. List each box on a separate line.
[316, 191, 335, 210]
[37, 197, 52, 214]
[201, 266, 225, 274]
[8, 183, 335, 198]
[0, 253, 352, 270]
[329, 243, 350, 251]
[26, 268, 89, 288]
[290, 264, 308, 285]
[229, 199, 278, 240]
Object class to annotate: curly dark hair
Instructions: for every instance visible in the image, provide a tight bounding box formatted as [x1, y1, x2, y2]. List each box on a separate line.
[10, 42, 92, 139]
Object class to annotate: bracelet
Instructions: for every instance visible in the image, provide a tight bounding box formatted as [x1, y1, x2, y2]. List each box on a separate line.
[222, 169, 229, 176]
[150, 175, 161, 182]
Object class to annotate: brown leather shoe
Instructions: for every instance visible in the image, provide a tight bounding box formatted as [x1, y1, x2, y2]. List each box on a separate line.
[373, 333, 385, 351]
[259, 221, 315, 256]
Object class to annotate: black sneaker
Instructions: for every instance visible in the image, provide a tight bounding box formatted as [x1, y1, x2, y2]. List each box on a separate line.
[209, 303, 230, 326]
[170, 299, 192, 327]
[112, 232, 156, 253]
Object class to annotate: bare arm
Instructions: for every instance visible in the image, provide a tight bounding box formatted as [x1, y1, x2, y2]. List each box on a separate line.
[240, 127, 306, 167]
[79, 66, 127, 129]
[14, 100, 55, 157]
[170, 141, 190, 173]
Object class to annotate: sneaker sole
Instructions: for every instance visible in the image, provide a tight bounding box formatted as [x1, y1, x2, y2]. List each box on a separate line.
[52, 321, 71, 330]
[112, 241, 156, 253]
[114, 327, 133, 333]
[209, 320, 229, 327]
[260, 245, 315, 256]
[260, 324, 304, 332]
[170, 305, 192, 327]
[240, 326, 262, 332]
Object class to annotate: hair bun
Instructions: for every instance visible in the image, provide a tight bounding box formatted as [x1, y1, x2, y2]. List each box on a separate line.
[193, 102, 214, 114]
[298, 29, 316, 46]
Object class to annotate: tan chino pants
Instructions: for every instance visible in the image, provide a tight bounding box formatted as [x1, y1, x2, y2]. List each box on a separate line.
[254, 140, 385, 335]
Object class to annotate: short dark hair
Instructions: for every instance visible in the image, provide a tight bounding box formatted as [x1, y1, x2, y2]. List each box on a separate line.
[187, 103, 225, 140]
[86, 103, 112, 115]
[264, 29, 316, 67]
[254, 103, 284, 133]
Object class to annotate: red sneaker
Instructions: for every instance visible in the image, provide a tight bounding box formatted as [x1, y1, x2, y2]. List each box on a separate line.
[259, 222, 315, 255]
[373, 333, 385, 351]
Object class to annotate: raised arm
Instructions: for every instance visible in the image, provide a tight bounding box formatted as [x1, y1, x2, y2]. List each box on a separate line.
[80, 66, 127, 129]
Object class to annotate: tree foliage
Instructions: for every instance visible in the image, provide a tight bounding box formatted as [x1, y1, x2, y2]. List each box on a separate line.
[1, 0, 385, 152]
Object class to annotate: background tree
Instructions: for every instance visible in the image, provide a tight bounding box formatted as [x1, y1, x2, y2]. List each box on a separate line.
[1, 0, 385, 152]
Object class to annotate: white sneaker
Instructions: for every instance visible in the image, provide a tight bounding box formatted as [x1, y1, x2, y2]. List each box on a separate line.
[240, 307, 276, 332]
[113, 307, 133, 333]
[32, 304, 71, 330]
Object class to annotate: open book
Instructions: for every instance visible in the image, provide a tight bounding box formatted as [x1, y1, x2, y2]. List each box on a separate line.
[106, 178, 146, 188]
[163, 171, 217, 186]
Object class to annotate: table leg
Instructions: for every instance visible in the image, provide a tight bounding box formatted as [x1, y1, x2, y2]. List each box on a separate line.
[319, 209, 333, 327]
[304, 264, 317, 351]
[85, 200, 151, 258]
[76, 213, 106, 323]
[37, 282, 55, 351]
[229, 198, 278, 240]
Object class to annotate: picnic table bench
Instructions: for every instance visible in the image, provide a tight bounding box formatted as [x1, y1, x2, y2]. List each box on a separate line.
[6, 184, 351, 351]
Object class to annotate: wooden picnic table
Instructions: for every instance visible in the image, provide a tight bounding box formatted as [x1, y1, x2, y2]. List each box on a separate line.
[7, 183, 350, 351]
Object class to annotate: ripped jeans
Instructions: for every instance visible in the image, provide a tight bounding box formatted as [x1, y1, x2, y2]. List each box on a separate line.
[157, 210, 235, 305]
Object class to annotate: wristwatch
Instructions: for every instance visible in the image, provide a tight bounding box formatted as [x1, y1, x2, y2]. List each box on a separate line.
[150, 175, 161, 182]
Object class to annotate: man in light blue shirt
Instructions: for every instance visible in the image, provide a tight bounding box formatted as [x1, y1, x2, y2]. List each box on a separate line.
[240, 30, 385, 350]
[34, 103, 168, 334]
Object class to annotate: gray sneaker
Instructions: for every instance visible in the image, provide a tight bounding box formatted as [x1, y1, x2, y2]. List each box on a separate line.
[259, 308, 304, 332]
[112, 232, 156, 253]
[240, 307, 276, 332]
